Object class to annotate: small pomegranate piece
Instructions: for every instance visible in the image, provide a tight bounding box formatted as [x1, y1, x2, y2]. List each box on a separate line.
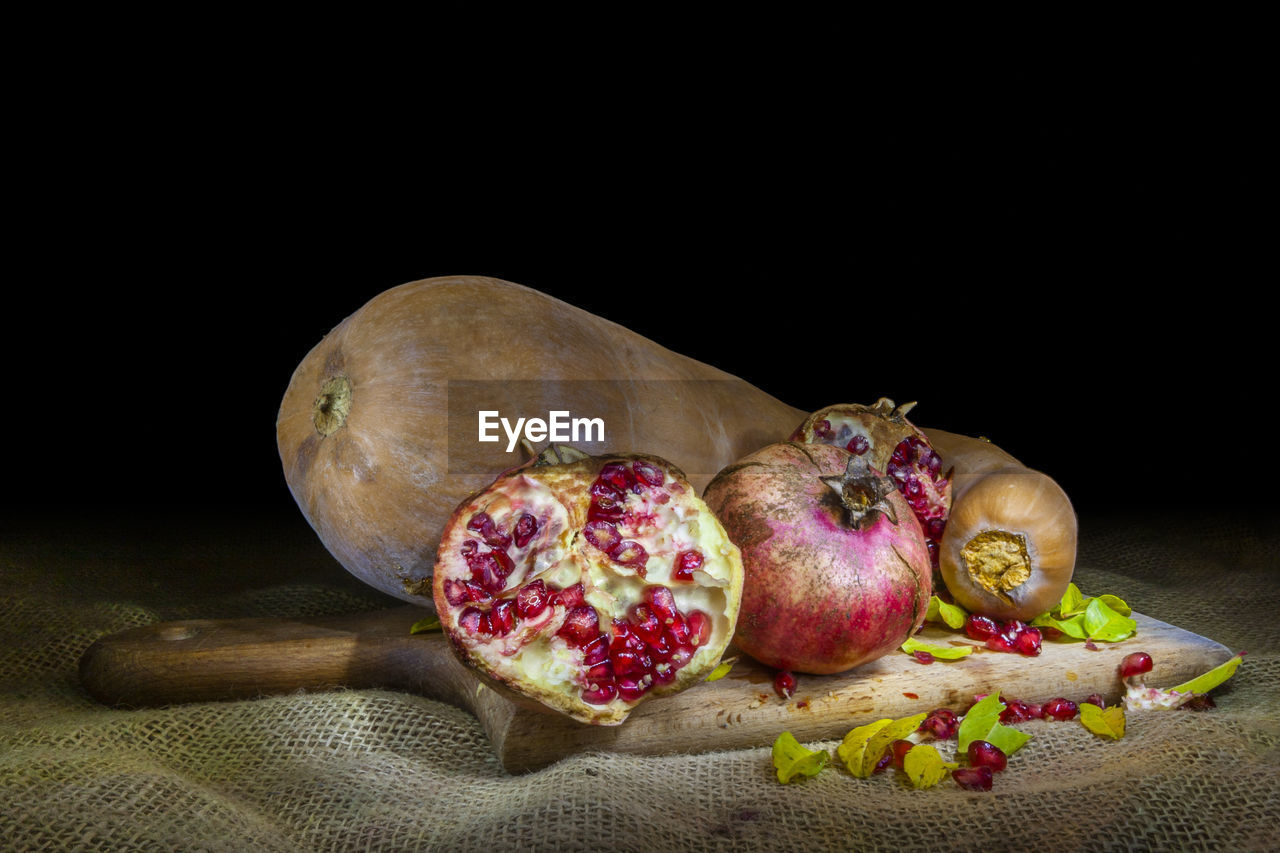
[889, 738, 915, 770]
[774, 670, 797, 699]
[918, 708, 960, 740]
[965, 613, 1000, 641]
[953, 766, 994, 791]
[966, 740, 1007, 773]
[1120, 651, 1154, 681]
[1013, 625, 1043, 656]
[999, 698, 1043, 723]
[1042, 697, 1079, 721]
[434, 451, 744, 725]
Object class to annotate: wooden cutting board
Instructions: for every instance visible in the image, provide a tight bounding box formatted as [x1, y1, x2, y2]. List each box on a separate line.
[78, 607, 1234, 773]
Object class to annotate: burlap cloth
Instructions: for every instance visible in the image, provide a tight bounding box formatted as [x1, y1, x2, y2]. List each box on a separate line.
[3, 507, 1277, 852]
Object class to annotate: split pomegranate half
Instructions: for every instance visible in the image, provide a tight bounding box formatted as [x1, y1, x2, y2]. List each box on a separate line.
[433, 448, 744, 725]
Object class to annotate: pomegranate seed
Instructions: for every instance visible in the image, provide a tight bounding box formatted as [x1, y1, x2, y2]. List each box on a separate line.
[590, 480, 623, 501]
[643, 585, 678, 621]
[1084, 693, 1107, 709]
[630, 603, 663, 644]
[587, 497, 626, 521]
[466, 512, 512, 549]
[965, 614, 999, 641]
[515, 579, 549, 619]
[632, 459, 665, 487]
[599, 463, 638, 495]
[686, 610, 711, 646]
[651, 662, 676, 685]
[1120, 652, 1154, 679]
[557, 605, 600, 646]
[912, 650, 935, 664]
[1014, 626, 1043, 656]
[583, 520, 622, 553]
[552, 582, 585, 608]
[611, 648, 651, 677]
[458, 606, 485, 634]
[672, 549, 704, 581]
[774, 670, 796, 699]
[581, 682, 618, 705]
[926, 517, 947, 540]
[665, 612, 691, 646]
[1000, 698, 1043, 723]
[1042, 697, 1079, 721]
[881, 738, 911, 770]
[985, 634, 1015, 653]
[872, 752, 893, 774]
[608, 539, 649, 566]
[966, 740, 1007, 772]
[581, 633, 610, 665]
[443, 579, 469, 607]
[814, 419, 833, 439]
[490, 599, 516, 635]
[953, 766, 994, 791]
[616, 676, 651, 701]
[610, 622, 646, 654]
[512, 513, 538, 548]
[846, 434, 870, 455]
[646, 632, 674, 661]
[464, 548, 512, 592]
[918, 708, 960, 740]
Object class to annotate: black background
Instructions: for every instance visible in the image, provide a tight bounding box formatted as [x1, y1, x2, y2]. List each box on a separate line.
[7, 61, 1270, 528]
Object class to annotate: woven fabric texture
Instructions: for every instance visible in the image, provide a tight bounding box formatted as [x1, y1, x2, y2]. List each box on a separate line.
[3, 509, 1277, 852]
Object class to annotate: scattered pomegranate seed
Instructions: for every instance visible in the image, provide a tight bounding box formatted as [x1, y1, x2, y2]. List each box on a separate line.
[846, 434, 870, 455]
[999, 698, 1043, 723]
[1041, 697, 1079, 721]
[1120, 651, 1154, 679]
[953, 766, 994, 791]
[889, 738, 915, 769]
[965, 614, 999, 641]
[1084, 693, 1107, 709]
[774, 670, 797, 699]
[1013, 626, 1043, 656]
[966, 740, 1007, 772]
[912, 650, 935, 665]
[918, 708, 960, 740]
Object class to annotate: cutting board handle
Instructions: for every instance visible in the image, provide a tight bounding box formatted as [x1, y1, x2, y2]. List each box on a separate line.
[77, 606, 477, 711]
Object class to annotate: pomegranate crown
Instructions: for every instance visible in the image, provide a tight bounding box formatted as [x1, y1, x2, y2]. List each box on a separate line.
[820, 455, 900, 529]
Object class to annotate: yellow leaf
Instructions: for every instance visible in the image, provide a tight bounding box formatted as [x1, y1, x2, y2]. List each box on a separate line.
[1079, 702, 1126, 739]
[903, 743, 954, 789]
[772, 731, 830, 783]
[409, 616, 442, 634]
[705, 656, 738, 682]
[838, 714, 927, 778]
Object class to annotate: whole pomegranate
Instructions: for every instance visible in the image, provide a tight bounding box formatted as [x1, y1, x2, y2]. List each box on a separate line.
[434, 447, 743, 725]
[702, 442, 932, 675]
[790, 398, 952, 574]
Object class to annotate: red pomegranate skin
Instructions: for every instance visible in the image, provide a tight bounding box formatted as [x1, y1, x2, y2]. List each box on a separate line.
[703, 442, 932, 675]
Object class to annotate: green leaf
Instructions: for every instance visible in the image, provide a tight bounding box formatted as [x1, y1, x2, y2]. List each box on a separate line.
[956, 693, 1031, 757]
[981, 723, 1032, 756]
[1056, 582, 1087, 616]
[1082, 598, 1137, 642]
[1169, 652, 1246, 695]
[1030, 611, 1088, 639]
[772, 731, 830, 783]
[409, 616, 442, 634]
[1094, 593, 1131, 617]
[901, 637, 974, 661]
[1079, 702, 1126, 739]
[902, 743, 956, 789]
[926, 595, 968, 630]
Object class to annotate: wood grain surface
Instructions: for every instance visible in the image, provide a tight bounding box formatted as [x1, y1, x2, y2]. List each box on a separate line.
[78, 607, 1234, 773]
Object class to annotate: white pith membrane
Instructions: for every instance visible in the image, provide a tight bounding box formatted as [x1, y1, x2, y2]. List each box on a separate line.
[436, 457, 740, 725]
